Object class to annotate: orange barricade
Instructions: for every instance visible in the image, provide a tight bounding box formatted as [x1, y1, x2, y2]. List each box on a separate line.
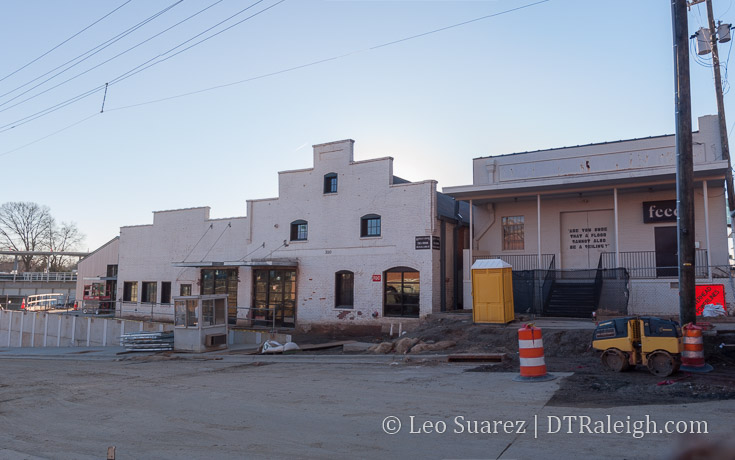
[514, 324, 556, 382]
[680, 323, 713, 373]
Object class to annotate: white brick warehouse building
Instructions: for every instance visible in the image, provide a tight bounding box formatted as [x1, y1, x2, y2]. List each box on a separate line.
[77, 140, 468, 332]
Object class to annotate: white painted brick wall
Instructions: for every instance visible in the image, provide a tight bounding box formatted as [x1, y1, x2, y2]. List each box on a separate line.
[84, 140, 450, 329]
[75, 237, 119, 301]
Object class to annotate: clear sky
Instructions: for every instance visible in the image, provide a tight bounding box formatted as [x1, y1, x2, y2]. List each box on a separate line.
[1, 0, 733, 251]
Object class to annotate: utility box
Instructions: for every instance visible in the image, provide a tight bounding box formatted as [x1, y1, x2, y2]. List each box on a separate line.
[471, 259, 514, 324]
[173, 295, 229, 352]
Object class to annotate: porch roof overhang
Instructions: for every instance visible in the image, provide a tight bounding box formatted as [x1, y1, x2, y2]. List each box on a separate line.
[172, 258, 299, 268]
[443, 162, 728, 203]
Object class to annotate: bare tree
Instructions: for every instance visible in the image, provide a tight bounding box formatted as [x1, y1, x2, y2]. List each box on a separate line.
[0, 202, 85, 272]
[0, 202, 53, 271]
[45, 221, 84, 271]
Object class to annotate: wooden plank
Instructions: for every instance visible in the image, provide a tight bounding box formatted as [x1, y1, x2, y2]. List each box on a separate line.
[447, 353, 506, 363]
[296, 340, 357, 351]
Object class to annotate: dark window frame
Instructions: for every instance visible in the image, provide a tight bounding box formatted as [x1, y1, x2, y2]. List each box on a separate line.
[123, 281, 138, 302]
[200, 268, 239, 324]
[290, 219, 308, 241]
[361, 214, 381, 237]
[502, 215, 525, 251]
[323, 173, 338, 194]
[335, 270, 354, 309]
[161, 281, 172, 304]
[180, 284, 192, 296]
[383, 266, 420, 318]
[141, 281, 157, 304]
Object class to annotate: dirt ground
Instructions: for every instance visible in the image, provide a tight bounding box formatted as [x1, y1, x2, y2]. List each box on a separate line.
[295, 313, 735, 408]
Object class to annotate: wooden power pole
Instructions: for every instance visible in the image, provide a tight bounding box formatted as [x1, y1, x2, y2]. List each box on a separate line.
[672, 0, 697, 325]
[704, 0, 735, 216]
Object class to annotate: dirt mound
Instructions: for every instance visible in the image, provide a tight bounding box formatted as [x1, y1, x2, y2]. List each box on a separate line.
[378, 314, 594, 358]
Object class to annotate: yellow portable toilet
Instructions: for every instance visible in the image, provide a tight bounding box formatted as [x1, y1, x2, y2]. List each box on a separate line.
[471, 259, 514, 324]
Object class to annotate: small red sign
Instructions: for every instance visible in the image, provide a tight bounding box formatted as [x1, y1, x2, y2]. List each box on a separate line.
[695, 284, 725, 316]
[372, 275, 381, 282]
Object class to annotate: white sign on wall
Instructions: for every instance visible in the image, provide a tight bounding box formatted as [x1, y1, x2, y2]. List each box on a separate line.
[560, 210, 615, 269]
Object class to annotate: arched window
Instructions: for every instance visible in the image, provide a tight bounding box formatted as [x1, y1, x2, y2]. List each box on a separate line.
[361, 214, 381, 237]
[324, 173, 338, 194]
[335, 270, 354, 309]
[290, 219, 308, 241]
[384, 267, 419, 317]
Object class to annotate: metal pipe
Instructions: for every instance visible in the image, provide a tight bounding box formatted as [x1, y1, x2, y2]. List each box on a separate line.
[704, 180, 712, 279]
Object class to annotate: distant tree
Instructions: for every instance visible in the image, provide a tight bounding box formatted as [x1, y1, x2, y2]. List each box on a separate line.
[0, 202, 84, 272]
[44, 221, 84, 271]
[0, 202, 53, 271]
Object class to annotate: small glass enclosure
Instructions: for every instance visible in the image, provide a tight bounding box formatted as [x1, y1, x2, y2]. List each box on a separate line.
[173, 295, 228, 352]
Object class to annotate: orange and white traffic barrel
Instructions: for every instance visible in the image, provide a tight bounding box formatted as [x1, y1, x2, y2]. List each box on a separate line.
[513, 324, 556, 382]
[680, 323, 713, 373]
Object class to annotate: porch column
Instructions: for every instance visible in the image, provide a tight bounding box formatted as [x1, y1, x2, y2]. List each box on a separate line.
[614, 188, 620, 267]
[537, 194, 542, 269]
[703, 180, 712, 279]
[469, 199, 474, 266]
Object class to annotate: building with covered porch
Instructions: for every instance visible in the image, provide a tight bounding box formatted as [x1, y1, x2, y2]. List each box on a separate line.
[444, 115, 732, 317]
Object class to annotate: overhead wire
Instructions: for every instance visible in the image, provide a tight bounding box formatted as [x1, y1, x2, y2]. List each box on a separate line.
[0, 0, 549, 155]
[108, 0, 549, 112]
[105, 0, 281, 88]
[0, 84, 105, 133]
[0, 0, 282, 133]
[0, 0, 226, 115]
[0, 0, 132, 83]
[0, 0, 183, 104]
[0, 112, 99, 158]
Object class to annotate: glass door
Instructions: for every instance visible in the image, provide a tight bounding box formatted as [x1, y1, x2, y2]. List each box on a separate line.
[252, 269, 296, 328]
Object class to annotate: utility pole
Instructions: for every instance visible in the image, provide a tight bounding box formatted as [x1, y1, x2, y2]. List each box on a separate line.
[672, 0, 697, 325]
[703, 0, 735, 214]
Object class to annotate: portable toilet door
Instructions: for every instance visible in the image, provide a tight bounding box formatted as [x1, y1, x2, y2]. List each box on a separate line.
[471, 259, 514, 324]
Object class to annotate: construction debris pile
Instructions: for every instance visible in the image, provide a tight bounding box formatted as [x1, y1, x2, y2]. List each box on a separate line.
[120, 331, 174, 351]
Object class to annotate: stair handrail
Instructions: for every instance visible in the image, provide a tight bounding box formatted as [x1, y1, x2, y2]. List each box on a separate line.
[593, 254, 604, 312]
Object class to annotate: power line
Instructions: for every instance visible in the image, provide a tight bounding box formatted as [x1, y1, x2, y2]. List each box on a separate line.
[0, 84, 104, 133]
[0, 0, 282, 133]
[1, 0, 548, 155]
[0, 112, 99, 158]
[109, 0, 549, 112]
[370, 0, 549, 50]
[107, 0, 281, 88]
[0, 0, 132, 83]
[0, 0, 226, 115]
[0, 1, 183, 104]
